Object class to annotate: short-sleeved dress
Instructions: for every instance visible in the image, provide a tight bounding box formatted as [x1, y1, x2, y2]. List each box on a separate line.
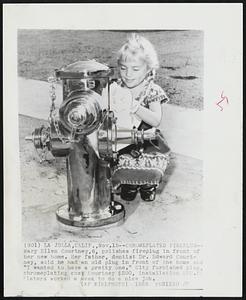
[111, 80, 171, 189]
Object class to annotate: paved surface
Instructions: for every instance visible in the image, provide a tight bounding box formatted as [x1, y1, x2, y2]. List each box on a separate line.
[18, 77, 203, 160]
[18, 77, 203, 242]
[20, 115, 203, 242]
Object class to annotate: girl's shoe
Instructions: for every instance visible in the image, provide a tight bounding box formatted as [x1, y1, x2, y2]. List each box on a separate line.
[140, 184, 157, 201]
[120, 184, 138, 201]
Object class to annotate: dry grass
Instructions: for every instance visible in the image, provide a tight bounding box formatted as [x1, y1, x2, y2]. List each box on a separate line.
[18, 30, 203, 110]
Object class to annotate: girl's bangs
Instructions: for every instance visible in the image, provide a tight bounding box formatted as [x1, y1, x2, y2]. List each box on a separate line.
[119, 49, 145, 64]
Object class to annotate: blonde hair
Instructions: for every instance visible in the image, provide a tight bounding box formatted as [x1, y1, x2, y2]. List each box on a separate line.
[117, 33, 159, 70]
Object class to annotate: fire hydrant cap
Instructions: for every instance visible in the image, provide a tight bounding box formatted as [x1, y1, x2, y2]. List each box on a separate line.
[61, 60, 110, 73]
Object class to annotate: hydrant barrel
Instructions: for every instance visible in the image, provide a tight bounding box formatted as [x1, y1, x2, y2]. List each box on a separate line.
[67, 137, 110, 216]
[56, 135, 125, 227]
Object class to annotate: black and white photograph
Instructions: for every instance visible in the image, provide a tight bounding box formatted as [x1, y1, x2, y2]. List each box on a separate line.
[4, 4, 242, 297]
[19, 29, 203, 242]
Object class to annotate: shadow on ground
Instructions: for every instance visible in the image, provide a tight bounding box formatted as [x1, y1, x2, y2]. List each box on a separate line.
[20, 114, 203, 242]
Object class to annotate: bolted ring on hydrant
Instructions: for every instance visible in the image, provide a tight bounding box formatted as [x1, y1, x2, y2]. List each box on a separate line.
[25, 60, 159, 228]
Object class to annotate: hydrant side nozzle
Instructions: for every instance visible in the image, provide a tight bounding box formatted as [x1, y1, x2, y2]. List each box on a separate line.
[25, 135, 33, 141]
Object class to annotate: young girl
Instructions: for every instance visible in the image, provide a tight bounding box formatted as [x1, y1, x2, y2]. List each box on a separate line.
[109, 33, 170, 201]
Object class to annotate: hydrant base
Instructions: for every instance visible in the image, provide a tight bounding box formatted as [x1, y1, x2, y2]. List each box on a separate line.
[56, 201, 125, 228]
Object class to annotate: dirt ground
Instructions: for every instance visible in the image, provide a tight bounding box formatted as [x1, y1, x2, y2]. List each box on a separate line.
[18, 30, 203, 110]
[20, 114, 203, 242]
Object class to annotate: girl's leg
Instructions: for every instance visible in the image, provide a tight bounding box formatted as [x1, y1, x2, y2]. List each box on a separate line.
[120, 184, 139, 201]
[140, 184, 157, 201]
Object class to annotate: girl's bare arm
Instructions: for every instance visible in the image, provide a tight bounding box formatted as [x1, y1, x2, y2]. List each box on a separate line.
[134, 101, 162, 127]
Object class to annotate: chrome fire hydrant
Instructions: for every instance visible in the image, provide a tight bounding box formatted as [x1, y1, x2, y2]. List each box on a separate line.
[25, 60, 159, 228]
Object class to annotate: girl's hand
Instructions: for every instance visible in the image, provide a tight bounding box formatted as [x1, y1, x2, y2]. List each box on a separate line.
[131, 99, 140, 114]
[134, 101, 162, 128]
